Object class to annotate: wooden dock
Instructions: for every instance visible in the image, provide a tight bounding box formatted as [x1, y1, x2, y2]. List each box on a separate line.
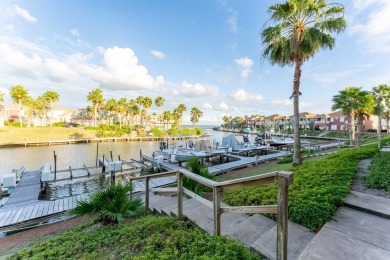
[0, 170, 176, 230]
[142, 150, 287, 175]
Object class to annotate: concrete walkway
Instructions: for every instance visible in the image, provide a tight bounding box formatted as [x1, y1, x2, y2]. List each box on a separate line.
[299, 191, 390, 260]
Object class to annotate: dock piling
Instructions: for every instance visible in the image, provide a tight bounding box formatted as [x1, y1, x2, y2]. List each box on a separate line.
[53, 150, 57, 181]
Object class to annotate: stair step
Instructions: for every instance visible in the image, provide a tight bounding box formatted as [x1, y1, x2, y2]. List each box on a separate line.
[344, 191, 390, 219]
[298, 207, 390, 259]
[183, 202, 249, 235]
[251, 220, 314, 260]
[224, 214, 276, 248]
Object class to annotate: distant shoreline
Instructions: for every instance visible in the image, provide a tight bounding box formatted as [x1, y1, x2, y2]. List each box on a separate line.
[0, 135, 207, 149]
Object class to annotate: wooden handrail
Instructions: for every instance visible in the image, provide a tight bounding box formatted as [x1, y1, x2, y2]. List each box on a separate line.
[133, 168, 293, 260]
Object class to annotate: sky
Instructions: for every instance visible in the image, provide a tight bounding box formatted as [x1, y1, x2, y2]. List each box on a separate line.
[1, 0, 390, 125]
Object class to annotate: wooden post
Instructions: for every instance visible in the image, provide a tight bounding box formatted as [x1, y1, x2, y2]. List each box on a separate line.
[213, 186, 221, 235]
[53, 151, 57, 181]
[102, 155, 105, 173]
[110, 150, 113, 161]
[69, 166, 73, 179]
[111, 171, 115, 184]
[277, 175, 289, 260]
[145, 176, 150, 210]
[177, 171, 183, 218]
[96, 143, 99, 166]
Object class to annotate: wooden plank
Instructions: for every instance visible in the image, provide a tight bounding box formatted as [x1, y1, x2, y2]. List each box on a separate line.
[19, 205, 33, 222]
[221, 205, 278, 214]
[24, 204, 37, 221]
[35, 203, 46, 219]
[47, 201, 56, 215]
[9, 208, 24, 225]
[0, 210, 13, 227]
[53, 199, 60, 213]
[29, 203, 41, 221]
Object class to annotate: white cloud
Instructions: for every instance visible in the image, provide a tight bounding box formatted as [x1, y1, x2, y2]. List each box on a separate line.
[349, 0, 390, 52]
[13, 5, 37, 23]
[271, 99, 292, 107]
[218, 102, 230, 111]
[203, 103, 213, 109]
[150, 50, 165, 59]
[180, 81, 219, 97]
[235, 57, 254, 80]
[229, 88, 262, 102]
[90, 46, 164, 90]
[70, 29, 80, 36]
[226, 9, 238, 33]
[5, 24, 14, 31]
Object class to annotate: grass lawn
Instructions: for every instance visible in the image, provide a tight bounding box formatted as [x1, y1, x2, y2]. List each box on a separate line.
[0, 127, 97, 143]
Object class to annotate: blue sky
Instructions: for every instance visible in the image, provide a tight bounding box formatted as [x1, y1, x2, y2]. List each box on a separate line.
[1, 0, 390, 125]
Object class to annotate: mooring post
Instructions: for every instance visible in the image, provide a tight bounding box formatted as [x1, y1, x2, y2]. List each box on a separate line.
[102, 155, 106, 173]
[139, 149, 142, 161]
[110, 150, 113, 162]
[111, 171, 115, 184]
[96, 142, 99, 166]
[54, 150, 57, 181]
[69, 166, 73, 179]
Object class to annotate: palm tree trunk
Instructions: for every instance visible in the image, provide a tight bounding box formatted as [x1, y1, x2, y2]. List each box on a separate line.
[18, 100, 22, 128]
[292, 58, 302, 165]
[378, 115, 382, 149]
[348, 116, 356, 147]
[356, 115, 363, 147]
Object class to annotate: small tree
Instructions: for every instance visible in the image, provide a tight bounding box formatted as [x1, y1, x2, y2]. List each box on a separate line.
[10, 85, 29, 128]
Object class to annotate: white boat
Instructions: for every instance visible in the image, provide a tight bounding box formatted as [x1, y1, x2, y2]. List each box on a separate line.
[267, 137, 294, 147]
[160, 147, 208, 162]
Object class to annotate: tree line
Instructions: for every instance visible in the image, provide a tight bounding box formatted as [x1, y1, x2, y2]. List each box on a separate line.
[0, 86, 204, 129]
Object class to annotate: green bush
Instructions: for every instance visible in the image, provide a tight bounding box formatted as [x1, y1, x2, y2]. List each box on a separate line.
[167, 127, 179, 136]
[71, 182, 143, 224]
[51, 122, 65, 127]
[364, 152, 390, 191]
[10, 121, 27, 127]
[184, 157, 216, 195]
[222, 145, 378, 231]
[10, 215, 259, 259]
[277, 156, 293, 164]
[150, 127, 165, 137]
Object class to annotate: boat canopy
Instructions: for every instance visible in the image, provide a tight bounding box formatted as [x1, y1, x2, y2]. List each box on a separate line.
[195, 140, 213, 152]
[221, 134, 238, 149]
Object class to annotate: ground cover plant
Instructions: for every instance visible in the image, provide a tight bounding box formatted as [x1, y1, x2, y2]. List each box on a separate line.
[9, 214, 260, 259]
[364, 152, 390, 191]
[222, 145, 378, 231]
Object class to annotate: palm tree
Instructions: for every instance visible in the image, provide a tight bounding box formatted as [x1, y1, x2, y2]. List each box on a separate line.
[176, 103, 187, 127]
[190, 107, 203, 129]
[128, 99, 140, 126]
[372, 84, 390, 148]
[87, 88, 104, 127]
[40, 91, 59, 127]
[116, 98, 127, 129]
[10, 85, 29, 128]
[155, 96, 165, 129]
[105, 98, 118, 125]
[222, 115, 230, 129]
[355, 90, 375, 147]
[71, 183, 143, 224]
[261, 0, 346, 165]
[162, 110, 172, 131]
[172, 108, 181, 128]
[332, 87, 361, 146]
[142, 97, 153, 126]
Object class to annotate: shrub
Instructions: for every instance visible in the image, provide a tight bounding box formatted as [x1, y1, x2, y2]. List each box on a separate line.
[10, 215, 259, 259]
[364, 152, 390, 191]
[277, 156, 293, 164]
[150, 127, 165, 137]
[10, 121, 27, 127]
[184, 157, 215, 195]
[222, 145, 378, 230]
[70, 182, 143, 224]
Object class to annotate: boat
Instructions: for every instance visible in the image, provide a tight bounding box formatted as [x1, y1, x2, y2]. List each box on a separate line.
[221, 134, 268, 154]
[267, 137, 294, 147]
[158, 145, 207, 162]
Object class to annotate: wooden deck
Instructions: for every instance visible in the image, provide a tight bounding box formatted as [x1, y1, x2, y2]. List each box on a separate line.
[0, 171, 176, 229]
[142, 151, 287, 175]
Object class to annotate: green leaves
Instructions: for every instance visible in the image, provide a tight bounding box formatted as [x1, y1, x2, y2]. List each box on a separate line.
[223, 145, 378, 231]
[364, 152, 390, 191]
[71, 182, 143, 224]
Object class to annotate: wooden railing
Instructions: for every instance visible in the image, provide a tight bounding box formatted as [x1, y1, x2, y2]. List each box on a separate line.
[130, 169, 293, 260]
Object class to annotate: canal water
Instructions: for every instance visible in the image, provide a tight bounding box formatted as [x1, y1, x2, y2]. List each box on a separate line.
[0, 128, 230, 177]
